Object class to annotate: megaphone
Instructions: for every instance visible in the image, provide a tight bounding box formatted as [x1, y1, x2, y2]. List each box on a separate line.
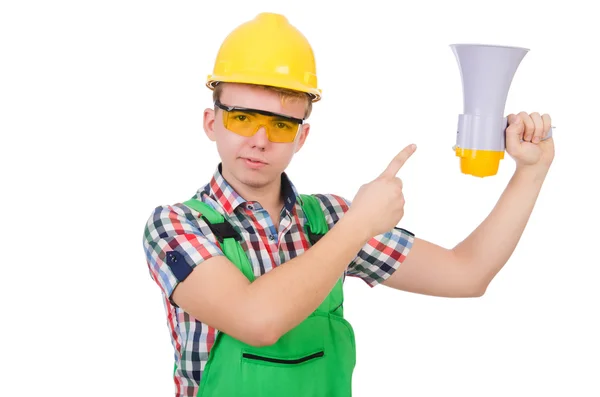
[450, 44, 553, 177]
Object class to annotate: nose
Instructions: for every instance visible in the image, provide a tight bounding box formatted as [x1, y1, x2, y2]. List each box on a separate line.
[248, 125, 269, 150]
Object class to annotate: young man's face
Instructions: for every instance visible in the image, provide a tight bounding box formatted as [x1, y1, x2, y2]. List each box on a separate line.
[203, 83, 310, 190]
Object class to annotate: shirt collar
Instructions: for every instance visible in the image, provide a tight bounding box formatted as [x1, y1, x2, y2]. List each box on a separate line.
[196, 163, 299, 216]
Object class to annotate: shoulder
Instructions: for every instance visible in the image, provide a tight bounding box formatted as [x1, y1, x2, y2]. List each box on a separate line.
[143, 202, 196, 232]
[142, 197, 217, 245]
[311, 193, 351, 212]
[302, 193, 352, 226]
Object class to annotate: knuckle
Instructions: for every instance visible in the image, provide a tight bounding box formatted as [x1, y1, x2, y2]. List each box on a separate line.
[535, 122, 543, 132]
[543, 114, 552, 130]
[525, 117, 534, 127]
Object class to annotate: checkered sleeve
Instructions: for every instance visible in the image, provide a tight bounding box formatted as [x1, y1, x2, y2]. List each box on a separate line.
[142, 203, 224, 304]
[314, 194, 415, 287]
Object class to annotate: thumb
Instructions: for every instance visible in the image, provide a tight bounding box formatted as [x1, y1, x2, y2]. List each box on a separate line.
[505, 114, 524, 153]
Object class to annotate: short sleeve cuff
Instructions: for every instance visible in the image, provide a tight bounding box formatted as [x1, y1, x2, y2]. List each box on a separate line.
[348, 226, 415, 287]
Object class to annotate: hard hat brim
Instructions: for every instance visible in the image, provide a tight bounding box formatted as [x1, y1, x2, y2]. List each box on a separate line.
[206, 74, 322, 103]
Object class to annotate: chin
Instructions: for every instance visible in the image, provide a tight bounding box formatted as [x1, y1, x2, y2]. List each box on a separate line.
[241, 167, 280, 186]
[239, 171, 272, 188]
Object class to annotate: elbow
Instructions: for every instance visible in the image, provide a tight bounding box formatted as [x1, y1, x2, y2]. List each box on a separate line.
[468, 273, 492, 297]
[234, 324, 278, 347]
[470, 283, 487, 297]
[235, 291, 285, 347]
[456, 269, 490, 297]
[243, 314, 282, 347]
[253, 327, 281, 347]
[452, 251, 493, 298]
[247, 329, 280, 348]
[454, 282, 486, 298]
[455, 270, 490, 298]
[213, 317, 280, 348]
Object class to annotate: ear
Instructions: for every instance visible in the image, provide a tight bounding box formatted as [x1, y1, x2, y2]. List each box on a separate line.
[203, 108, 216, 141]
[294, 123, 310, 153]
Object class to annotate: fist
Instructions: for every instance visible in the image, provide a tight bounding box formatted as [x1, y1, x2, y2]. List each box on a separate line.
[348, 144, 416, 238]
[506, 111, 555, 170]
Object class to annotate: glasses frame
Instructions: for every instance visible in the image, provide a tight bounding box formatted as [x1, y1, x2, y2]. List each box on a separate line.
[214, 100, 305, 125]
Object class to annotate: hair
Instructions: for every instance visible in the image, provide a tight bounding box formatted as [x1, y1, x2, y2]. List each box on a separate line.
[212, 82, 313, 119]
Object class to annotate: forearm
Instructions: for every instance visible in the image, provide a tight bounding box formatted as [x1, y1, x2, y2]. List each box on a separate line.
[247, 211, 369, 342]
[453, 166, 548, 286]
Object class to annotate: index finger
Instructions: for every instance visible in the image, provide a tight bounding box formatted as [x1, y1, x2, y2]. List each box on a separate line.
[379, 144, 417, 178]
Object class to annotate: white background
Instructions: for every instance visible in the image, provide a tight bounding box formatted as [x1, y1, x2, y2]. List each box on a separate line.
[1, 0, 599, 396]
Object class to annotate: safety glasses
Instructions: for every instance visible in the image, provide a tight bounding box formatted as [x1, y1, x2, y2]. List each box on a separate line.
[215, 100, 304, 143]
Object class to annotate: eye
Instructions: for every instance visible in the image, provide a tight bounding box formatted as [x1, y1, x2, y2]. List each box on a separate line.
[235, 115, 247, 121]
[274, 121, 294, 129]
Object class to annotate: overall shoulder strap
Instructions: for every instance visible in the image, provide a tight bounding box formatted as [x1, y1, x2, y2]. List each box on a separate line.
[298, 194, 329, 245]
[182, 198, 255, 282]
[183, 198, 223, 224]
[299, 194, 346, 314]
[183, 199, 239, 242]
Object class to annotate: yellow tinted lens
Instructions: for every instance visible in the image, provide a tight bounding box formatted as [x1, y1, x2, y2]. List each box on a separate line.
[267, 119, 299, 142]
[223, 110, 257, 137]
[222, 111, 299, 142]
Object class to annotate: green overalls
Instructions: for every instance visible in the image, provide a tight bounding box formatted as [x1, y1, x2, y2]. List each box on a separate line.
[181, 194, 356, 397]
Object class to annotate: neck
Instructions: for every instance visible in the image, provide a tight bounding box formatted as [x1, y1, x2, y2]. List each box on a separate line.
[222, 166, 284, 211]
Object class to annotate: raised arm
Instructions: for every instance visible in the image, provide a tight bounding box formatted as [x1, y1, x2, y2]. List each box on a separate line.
[383, 112, 554, 297]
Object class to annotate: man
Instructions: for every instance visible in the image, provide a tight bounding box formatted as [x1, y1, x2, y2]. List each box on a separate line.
[142, 12, 554, 397]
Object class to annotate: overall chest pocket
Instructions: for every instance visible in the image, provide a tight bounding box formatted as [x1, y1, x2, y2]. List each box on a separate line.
[242, 350, 325, 366]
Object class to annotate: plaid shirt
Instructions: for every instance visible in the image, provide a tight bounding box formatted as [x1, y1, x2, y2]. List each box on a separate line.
[142, 164, 414, 396]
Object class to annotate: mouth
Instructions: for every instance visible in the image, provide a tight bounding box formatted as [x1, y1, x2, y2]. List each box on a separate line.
[240, 156, 268, 169]
[241, 157, 267, 165]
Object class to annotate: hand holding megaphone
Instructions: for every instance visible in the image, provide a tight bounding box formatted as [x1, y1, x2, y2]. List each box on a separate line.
[505, 111, 555, 169]
[347, 144, 416, 238]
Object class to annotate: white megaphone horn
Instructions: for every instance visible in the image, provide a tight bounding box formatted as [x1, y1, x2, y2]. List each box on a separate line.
[450, 44, 553, 177]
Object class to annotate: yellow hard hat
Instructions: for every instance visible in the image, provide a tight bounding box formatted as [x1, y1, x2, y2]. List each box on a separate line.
[206, 13, 321, 102]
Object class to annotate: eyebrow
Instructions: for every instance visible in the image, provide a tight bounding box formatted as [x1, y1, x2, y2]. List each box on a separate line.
[271, 116, 295, 121]
[237, 109, 301, 123]
[216, 100, 303, 123]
